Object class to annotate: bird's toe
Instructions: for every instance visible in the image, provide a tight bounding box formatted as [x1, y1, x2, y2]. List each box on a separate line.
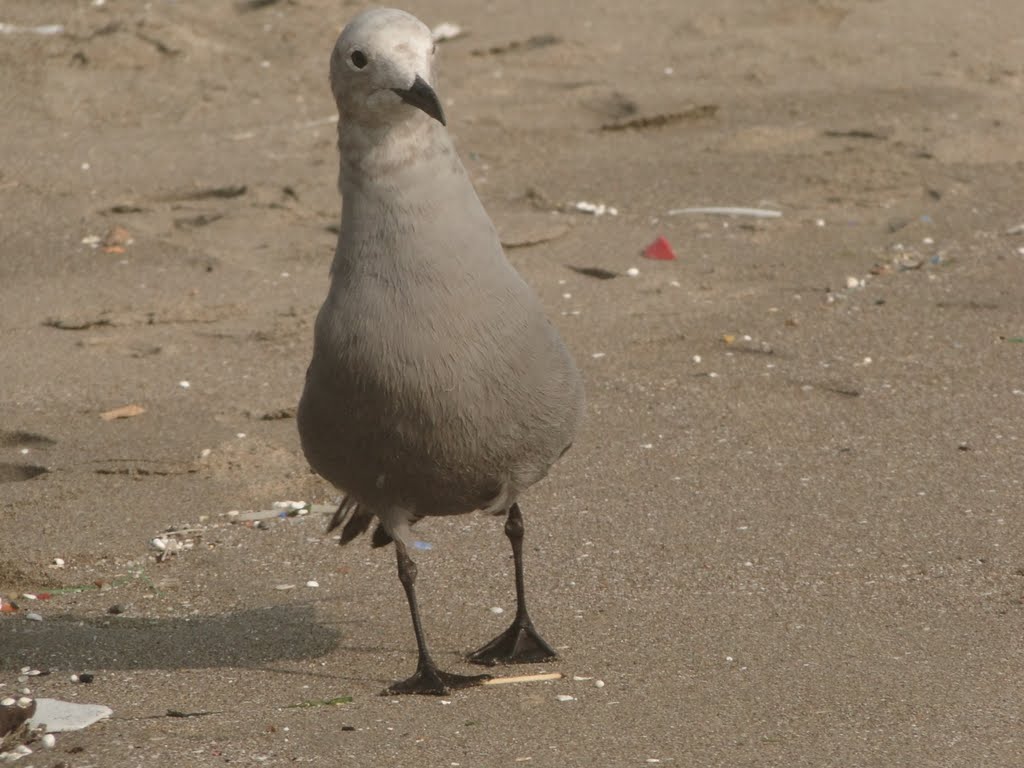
[385, 665, 491, 696]
[468, 619, 558, 666]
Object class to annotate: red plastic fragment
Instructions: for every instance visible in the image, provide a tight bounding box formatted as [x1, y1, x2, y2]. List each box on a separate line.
[643, 235, 676, 261]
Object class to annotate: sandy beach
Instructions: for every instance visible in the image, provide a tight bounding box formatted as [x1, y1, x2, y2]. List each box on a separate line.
[2, 0, 1023, 764]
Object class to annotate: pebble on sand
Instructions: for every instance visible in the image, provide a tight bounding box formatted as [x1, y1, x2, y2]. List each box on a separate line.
[643, 236, 676, 261]
[430, 22, 464, 42]
[573, 201, 618, 216]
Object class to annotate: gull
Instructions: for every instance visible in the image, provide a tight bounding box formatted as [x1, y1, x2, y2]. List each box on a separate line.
[297, 7, 583, 695]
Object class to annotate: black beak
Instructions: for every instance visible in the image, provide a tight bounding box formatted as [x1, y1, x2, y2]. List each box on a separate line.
[391, 75, 446, 125]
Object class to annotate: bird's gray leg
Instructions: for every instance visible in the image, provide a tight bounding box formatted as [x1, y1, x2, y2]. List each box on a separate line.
[468, 503, 558, 666]
[386, 538, 491, 695]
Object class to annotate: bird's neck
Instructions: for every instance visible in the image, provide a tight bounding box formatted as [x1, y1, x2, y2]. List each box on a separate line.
[337, 117, 453, 189]
[330, 117, 474, 279]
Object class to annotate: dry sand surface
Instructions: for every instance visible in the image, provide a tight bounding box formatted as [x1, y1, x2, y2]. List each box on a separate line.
[2, 0, 1023, 765]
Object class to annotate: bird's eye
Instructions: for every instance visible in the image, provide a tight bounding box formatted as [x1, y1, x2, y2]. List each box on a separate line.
[431, 42, 437, 54]
[350, 50, 368, 69]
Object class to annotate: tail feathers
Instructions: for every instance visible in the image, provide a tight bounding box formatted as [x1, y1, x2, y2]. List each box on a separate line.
[369, 516, 424, 548]
[370, 523, 393, 548]
[326, 496, 421, 548]
[326, 495, 358, 534]
[327, 496, 374, 546]
[340, 510, 374, 545]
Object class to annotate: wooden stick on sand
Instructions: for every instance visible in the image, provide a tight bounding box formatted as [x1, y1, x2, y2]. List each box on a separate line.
[481, 672, 563, 686]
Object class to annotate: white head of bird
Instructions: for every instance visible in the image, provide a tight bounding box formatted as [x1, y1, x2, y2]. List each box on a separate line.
[329, 8, 446, 129]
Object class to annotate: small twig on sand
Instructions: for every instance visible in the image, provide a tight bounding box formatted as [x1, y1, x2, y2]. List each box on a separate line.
[481, 672, 563, 686]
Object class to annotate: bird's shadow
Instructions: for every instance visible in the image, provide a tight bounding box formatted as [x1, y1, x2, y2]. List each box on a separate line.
[0, 603, 348, 673]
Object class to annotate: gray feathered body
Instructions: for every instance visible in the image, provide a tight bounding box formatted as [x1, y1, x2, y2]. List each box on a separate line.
[298, 120, 583, 525]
